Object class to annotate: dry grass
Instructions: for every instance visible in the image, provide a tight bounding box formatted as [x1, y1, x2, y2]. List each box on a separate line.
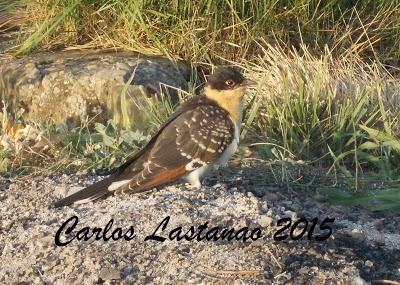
[0, 0, 398, 64]
[244, 42, 400, 179]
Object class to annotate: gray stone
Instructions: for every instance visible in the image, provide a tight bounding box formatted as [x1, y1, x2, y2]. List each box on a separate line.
[99, 267, 121, 281]
[0, 51, 192, 130]
[258, 215, 273, 227]
[365, 260, 373, 267]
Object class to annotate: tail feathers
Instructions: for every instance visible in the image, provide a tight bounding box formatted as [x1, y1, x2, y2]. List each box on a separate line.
[54, 174, 119, 208]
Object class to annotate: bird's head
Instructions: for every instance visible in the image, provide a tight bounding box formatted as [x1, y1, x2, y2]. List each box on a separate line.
[204, 66, 256, 100]
[203, 66, 256, 123]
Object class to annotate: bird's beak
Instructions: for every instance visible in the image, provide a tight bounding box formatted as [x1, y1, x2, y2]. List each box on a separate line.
[240, 78, 257, 87]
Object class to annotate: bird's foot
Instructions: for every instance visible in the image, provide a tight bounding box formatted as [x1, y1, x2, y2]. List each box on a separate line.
[183, 181, 202, 191]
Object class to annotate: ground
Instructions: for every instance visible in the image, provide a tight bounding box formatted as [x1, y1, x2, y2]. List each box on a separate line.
[0, 161, 399, 284]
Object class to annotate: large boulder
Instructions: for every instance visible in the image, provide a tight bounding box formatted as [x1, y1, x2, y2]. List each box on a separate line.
[0, 51, 192, 130]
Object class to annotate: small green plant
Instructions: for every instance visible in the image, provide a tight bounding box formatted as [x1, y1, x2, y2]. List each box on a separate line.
[61, 119, 150, 171]
[321, 186, 400, 212]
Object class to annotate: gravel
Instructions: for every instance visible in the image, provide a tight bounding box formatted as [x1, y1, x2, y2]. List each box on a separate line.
[1, 161, 399, 284]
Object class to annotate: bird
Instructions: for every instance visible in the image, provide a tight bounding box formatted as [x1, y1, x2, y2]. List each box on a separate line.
[54, 66, 256, 207]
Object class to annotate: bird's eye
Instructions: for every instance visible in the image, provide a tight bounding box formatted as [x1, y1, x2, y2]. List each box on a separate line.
[225, 79, 235, 87]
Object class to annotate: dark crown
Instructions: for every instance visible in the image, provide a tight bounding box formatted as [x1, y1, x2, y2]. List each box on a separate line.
[207, 66, 245, 90]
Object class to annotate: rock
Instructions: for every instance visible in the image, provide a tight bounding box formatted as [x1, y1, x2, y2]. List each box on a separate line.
[284, 210, 297, 220]
[258, 216, 273, 227]
[99, 267, 121, 281]
[41, 257, 59, 272]
[121, 265, 136, 278]
[364, 260, 373, 267]
[37, 236, 53, 249]
[351, 228, 364, 240]
[266, 192, 279, 202]
[298, 266, 310, 274]
[0, 52, 192, 129]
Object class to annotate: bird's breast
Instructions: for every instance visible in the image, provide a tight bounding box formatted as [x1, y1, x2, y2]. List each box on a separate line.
[216, 121, 240, 166]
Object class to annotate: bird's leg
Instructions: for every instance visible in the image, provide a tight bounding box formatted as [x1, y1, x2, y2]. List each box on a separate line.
[189, 172, 202, 188]
[187, 183, 201, 191]
[184, 177, 202, 190]
[184, 165, 209, 190]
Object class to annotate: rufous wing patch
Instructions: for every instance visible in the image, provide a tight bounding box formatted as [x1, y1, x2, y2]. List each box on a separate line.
[142, 165, 187, 189]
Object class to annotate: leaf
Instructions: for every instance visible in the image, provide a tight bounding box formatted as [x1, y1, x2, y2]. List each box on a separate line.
[108, 156, 116, 168]
[56, 123, 69, 133]
[358, 141, 379, 150]
[327, 145, 353, 178]
[382, 140, 400, 150]
[94, 123, 107, 135]
[62, 134, 103, 144]
[0, 158, 11, 172]
[102, 135, 118, 149]
[359, 125, 400, 151]
[320, 187, 400, 212]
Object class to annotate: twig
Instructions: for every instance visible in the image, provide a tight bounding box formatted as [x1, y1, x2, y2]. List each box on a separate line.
[202, 269, 261, 276]
[265, 247, 282, 270]
[373, 280, 400, 285]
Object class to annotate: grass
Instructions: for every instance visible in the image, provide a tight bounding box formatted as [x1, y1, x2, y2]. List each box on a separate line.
[1, 1, 400, 211]
[246, 42, 400, 179]
[242, 42, 400, 211]
[0, 0, 398, 64]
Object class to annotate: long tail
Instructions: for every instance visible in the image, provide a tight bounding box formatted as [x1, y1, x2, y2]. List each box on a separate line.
[53, 174, 118, 208]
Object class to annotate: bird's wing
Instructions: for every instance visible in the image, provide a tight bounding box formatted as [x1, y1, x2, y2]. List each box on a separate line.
[114, 103, 235, 194]
[53, 100, 235, 207]
[111, 95, 205, 173]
